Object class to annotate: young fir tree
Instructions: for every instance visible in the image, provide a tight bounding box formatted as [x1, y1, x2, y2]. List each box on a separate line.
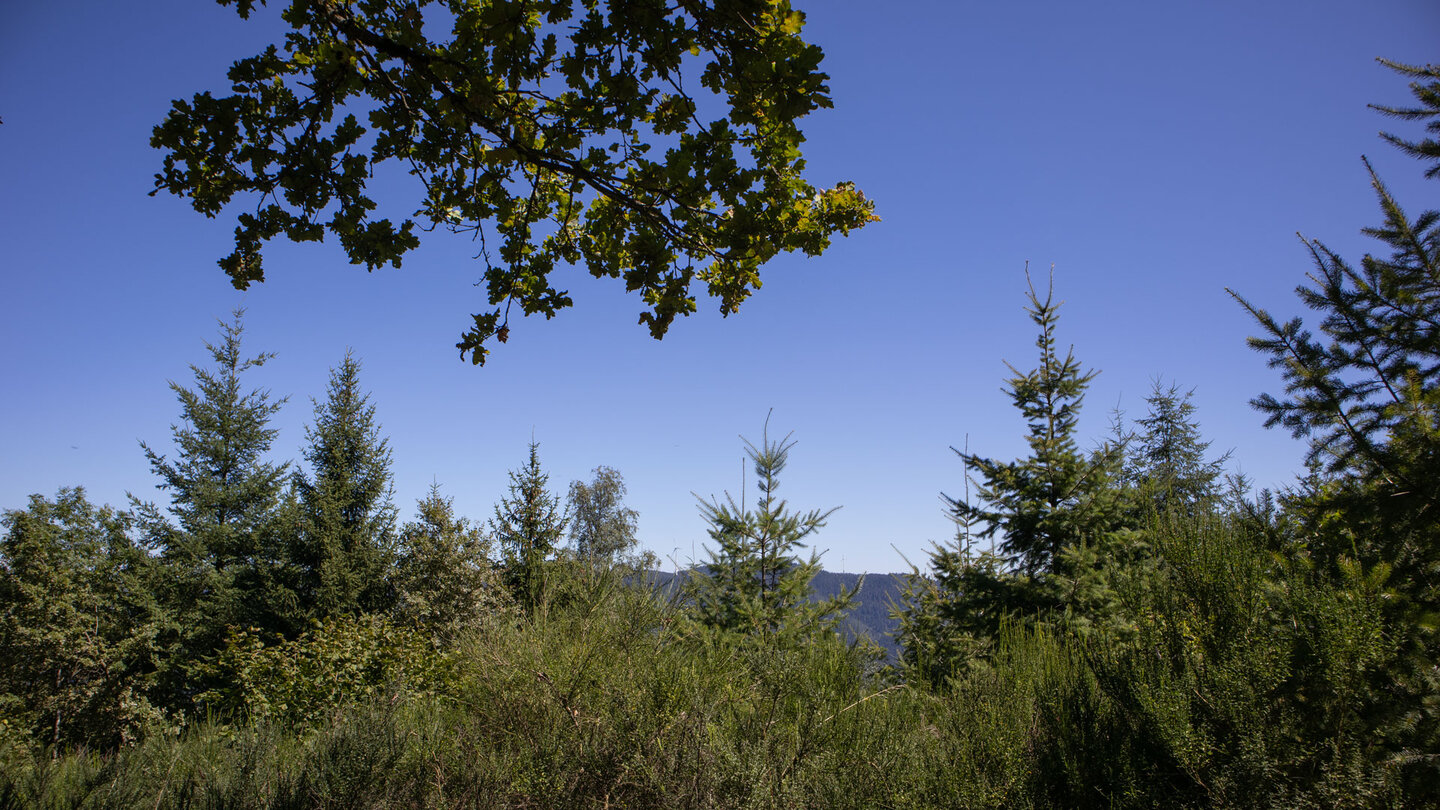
[951, 270, 1129, 579]
[1125, 381, 1229, 518]
[133, 311, 292, 699]
[394, 483, 507, 640]
[490, 441, 569, 615]
[567, 466, 640, 565]
[293, 350, 398, 620]
[900, 271, 1134, 683]
[1231, 59, 1440, 796]
[688, 420, 856, 644]
[0, 489, 165, 749]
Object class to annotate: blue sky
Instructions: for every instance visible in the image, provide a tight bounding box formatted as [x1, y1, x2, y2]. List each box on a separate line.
[2, 0, 1436, 574]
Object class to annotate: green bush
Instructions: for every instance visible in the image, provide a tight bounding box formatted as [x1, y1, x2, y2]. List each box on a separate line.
[199, 614, 459, 728]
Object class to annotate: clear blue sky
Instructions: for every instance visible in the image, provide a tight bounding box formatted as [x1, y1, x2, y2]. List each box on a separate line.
[2, 0, 1436, 574]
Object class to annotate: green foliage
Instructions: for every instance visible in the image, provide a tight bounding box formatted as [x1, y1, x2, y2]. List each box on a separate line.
[293, 350, 398, 620]
[1232, 57, 1440, 795]
[2, 576, 906, 809]
[951, 269, 1130, 579]
[491, 441, 569, 615]
[138, 311, 289, 547]
[1373, 59, 1440, 178]
[1092, 514, 1398, 807]
[133, 310, 294, 705]
[0, 489, 164, 750]
[151, 0, 879, 365]
[1126, 381, 1229, 518]
[567, 465, 640, 564]
[393, 483, 512, 640]
[688, 420, 857, 645]
[199, 614, 456, 728]
[901, 270, 1137, 685]
[0, 543, 1415, 807]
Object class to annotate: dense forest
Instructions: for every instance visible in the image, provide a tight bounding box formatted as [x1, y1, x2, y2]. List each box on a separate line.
[3, 4, 1439, 806]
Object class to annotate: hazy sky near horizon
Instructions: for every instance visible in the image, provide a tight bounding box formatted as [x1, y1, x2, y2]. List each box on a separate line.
[2, 0, 1437, 574]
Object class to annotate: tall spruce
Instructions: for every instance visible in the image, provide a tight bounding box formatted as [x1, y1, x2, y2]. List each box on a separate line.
[293, 351, 398, 619]
[134, 311, 291, 695]
[490, 441, 569, 615]
[689, 420, 856, 643]
[948, 269, 1128, 579]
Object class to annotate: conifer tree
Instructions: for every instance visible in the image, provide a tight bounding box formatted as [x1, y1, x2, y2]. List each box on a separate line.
[689, 420, 856, 643]
[293, 350, 398, 619]
[567, 466, 640, 564]
[900, 271, 1134, 682]
[1125, 381, 1229, 517]
[134, 311, 291, 694]
[490, 442, 568, 615]
[394, 483, 506, 639]
[1232, 59, 1440, 794]
[948, 269, 1129, 579]
[1230, 63, 1440, 577]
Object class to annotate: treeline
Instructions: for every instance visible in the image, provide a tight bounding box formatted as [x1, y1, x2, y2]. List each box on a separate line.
[0, 318, 650, 751]
[2, 62, 1438, 807]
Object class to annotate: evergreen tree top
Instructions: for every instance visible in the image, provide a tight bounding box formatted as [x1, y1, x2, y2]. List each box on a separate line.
[1002, 268, 1096, 456]
[299, 350, 394, 502]
[294, 349, 397, 619]
[1126, 381, 1229, 515]
[139, 310, 287, 540]
[690, 418, 854, 642]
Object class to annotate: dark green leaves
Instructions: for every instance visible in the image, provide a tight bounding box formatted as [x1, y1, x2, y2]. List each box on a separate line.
[153, 0, 878, 365]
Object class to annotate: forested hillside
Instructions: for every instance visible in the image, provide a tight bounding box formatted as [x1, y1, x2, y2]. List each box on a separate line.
[2, 2, 1438, 805]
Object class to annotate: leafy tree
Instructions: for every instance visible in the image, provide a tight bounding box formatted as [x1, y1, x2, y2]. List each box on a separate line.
[688, 420, 855, 643]
[394, 483, 508, 640]
[133, 311, 292, 696]
[490, 441, 568, 615]
[1230, 59, 1440, 795]
[1125, 381, 1228, 518]
[567, 466, 639, 564]
[0, 489, 164, 749]
[151, 0, 879, 365]
[293, 350, 398, 619]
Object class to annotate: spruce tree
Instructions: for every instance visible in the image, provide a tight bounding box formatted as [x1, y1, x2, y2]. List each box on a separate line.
[134, 311, 291, 696]
[948, 269, 1128, 579]
[1125, 381, 1229, 518]
[1230, 63, 1440, 578]
[490, 441, 569, 615]
[900, 271, 1134, 683]
[293, 350, 398, 619]
[394, 483, 506, 639]
[689, 420, 856, 644]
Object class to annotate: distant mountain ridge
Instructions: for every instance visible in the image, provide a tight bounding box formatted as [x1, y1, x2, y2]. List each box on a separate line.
[810, 570, 908, 658]
[641, 569, 909, 659]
